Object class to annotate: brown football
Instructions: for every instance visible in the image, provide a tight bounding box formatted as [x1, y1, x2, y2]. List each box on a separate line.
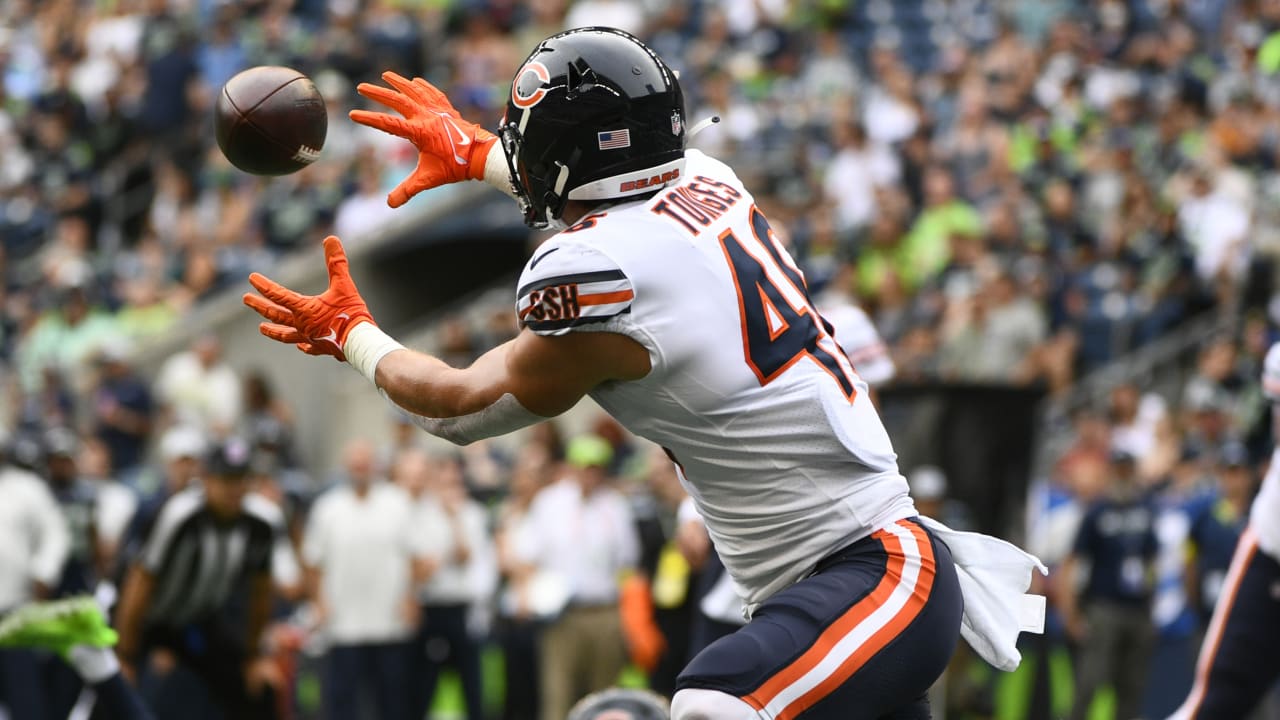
[215, 66, 327, 176]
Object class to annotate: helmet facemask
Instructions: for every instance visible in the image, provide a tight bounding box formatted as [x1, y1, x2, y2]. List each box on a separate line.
[499, 121, 576, 231]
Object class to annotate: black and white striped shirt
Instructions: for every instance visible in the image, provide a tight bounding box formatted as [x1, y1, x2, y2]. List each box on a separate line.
[138, 488, 282, 627]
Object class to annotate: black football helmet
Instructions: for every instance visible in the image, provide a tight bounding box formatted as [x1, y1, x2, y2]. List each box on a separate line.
[499, 27, 687, 230]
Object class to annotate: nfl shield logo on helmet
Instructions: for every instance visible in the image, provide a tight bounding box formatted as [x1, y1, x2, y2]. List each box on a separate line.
[671, 110, 683, 135]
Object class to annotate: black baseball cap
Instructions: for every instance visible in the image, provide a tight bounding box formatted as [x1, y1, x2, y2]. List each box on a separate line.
[206, 437, 253, 479]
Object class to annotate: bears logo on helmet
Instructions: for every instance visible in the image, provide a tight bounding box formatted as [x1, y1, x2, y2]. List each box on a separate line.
[498, 27, 687, 230]
[512, 61, 551, 109]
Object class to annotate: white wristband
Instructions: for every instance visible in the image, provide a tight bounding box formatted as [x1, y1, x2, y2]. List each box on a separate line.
[483, 142, 516, 198]
[344, 322, 405, 385]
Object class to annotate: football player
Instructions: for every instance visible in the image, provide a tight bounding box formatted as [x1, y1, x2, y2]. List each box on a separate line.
[245, 28, 1044, 720]
[1170, 342, 1280, 719]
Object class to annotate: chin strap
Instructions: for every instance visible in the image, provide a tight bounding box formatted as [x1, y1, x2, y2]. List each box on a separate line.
[687, 115, 721, 140]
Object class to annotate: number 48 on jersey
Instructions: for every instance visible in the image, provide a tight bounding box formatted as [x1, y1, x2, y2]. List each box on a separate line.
[719, 207, 859, 401]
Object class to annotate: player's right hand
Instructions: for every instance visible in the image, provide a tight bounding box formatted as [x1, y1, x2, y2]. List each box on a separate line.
[350, 71, 499, 208]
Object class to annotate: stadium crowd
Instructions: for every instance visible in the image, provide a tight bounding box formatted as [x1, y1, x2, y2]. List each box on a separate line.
[6, 0, 1280, 718]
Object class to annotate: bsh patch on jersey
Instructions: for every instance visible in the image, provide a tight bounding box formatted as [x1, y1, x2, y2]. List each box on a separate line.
[598, 129, 631, 150]
[517, 269, 634, 335]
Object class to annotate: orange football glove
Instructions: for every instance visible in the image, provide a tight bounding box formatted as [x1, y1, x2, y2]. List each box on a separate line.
[243, 236, 374, 361]
[619, 575, 666, 673]
[349, 71, 499, 208]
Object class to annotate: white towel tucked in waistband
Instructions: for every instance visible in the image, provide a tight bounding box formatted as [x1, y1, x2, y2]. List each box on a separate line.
[919, 516, 1047, 672]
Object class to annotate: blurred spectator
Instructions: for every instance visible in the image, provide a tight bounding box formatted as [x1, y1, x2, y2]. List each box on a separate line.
[495, 444, 553, 720]
[564, 0, 645, 37]
[634, 446, 696, 698]
[241, 372, 296, 469]
[91, 338, 153, 478]
[1176, 165, 1251, 285]
[333, 158, 397, 241]
[41, 426, 108, 720]
[43, 427, 101, 598]
[118, 424, 206, 575]
[1108, 381, 1174, 481]
[402, 450, 495, 720]
[144, 425, 205, 502]
[817, 270, 897, 390]
[449, 10, 519, 117]
[303, 438, 420, 720]
[907, 465, 974, 531]
[0, 440, 70, 720]
[15, 281, 120, 396]
[115, 437, 284, 720]
[154, 334, 242, 437]
[515, 434, 639, 720]
[80, 436, 138, 563]
[939, 266, 1048, 381]
[1186, 441, 1254, 627]
[823, 122, 899, 233]
[1183, 336, 1255, 454]
[1058, 449, 1158, 720]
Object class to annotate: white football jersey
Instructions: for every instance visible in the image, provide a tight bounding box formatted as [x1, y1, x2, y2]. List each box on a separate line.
[514, 150, 916, 609]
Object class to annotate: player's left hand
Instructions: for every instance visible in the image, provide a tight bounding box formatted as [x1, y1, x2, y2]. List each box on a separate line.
[243, 236, 374, 361]
[350, 71, 499, 208]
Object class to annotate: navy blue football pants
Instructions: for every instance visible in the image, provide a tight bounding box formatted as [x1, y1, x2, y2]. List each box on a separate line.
[1173, 526, 1280, 719]
[676, 517, 962, 719]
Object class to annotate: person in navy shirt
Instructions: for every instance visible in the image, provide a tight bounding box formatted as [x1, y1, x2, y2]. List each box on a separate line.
[1186, 441, 1254, 627]
[1057, 448, 1159, 720]
[91, 343, 153, 478]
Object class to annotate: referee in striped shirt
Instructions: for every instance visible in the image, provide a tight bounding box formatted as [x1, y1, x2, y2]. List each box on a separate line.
[115, 437, 283, 720]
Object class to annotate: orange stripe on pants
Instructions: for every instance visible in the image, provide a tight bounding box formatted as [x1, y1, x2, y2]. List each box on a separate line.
[742, 520, 937, 719]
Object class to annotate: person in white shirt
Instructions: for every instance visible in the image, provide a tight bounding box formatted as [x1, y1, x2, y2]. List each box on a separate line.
[397, 449, 495, 720]
[515, 435, 640, 720]
[302, 439, 423, 720]
[0, 449, 71, 720]
[822, 122, 900, 233]
[816, 276, 897, 391]
[153, 334, 242, 438]
[495, 443, 554, 720]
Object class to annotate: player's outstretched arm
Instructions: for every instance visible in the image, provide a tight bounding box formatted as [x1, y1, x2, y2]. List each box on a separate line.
[371, 326, 649, 427]
[243, 236, 650, 444]
[349, 71, 513, 207]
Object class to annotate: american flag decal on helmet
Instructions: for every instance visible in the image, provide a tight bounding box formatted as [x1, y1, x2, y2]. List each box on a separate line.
[597, 129, 631, 150]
